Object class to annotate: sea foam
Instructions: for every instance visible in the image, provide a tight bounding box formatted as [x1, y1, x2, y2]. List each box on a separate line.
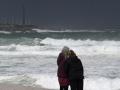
[0, 74, 120, 90]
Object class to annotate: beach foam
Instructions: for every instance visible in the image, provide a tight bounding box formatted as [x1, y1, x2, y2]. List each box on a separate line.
[0, 75, 120, 90]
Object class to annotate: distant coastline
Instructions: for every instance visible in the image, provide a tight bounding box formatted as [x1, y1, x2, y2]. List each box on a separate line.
[0, 24, 37, 32]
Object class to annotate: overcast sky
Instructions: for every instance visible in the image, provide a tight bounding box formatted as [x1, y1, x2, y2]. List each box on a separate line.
[0, 0, 120, 29]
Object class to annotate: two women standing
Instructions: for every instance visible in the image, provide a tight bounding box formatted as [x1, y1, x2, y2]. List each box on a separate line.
[57, 46, 84, 90]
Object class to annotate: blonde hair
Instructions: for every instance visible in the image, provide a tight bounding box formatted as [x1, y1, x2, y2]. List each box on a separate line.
[69, 50, 76, 57]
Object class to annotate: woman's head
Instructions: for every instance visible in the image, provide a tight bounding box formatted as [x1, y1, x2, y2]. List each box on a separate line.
[62, 46, 69, 53]
[62, 46, 70, 59]
[69, 50, 76, 57]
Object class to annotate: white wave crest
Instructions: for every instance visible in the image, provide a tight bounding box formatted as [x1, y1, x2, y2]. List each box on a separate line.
[0, 38, 119, 56]
[0, 44, 58, 56]
[41, 38, 120, 55]
[41, 38, 120, 46]
[0, 31, 11, 34]
[32, 29, 107, 33]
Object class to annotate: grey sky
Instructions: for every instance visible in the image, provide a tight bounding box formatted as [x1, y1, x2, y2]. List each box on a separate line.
[0, 0, 120, 29]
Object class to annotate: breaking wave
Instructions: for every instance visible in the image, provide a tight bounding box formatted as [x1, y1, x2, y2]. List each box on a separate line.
[0, 38, 119, 56]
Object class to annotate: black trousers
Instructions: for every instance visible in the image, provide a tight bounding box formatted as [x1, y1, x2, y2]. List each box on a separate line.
[70, 79, 83, 90]
[60, 86, 68, 90]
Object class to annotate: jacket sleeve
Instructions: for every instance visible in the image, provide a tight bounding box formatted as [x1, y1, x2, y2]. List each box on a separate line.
[57, 53, 63, 66]
[79, 58, 84, 78]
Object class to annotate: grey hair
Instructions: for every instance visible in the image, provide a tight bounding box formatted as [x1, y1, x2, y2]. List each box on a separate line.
[62, 46, 69, 53]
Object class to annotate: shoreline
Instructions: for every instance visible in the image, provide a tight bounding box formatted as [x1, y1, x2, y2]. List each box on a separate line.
[0, 84, 53, 90]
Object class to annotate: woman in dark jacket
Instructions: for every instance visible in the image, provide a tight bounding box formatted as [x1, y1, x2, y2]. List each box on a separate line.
[64, 50, 84, 90]
[57, 46, 70, 90]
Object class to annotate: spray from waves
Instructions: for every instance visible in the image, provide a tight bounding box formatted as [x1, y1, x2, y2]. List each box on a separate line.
[0, 38, 119, 56]
[0, 74, 120, 90]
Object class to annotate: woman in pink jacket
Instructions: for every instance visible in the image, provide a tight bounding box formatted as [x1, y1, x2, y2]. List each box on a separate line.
[57, 46, 70, 90]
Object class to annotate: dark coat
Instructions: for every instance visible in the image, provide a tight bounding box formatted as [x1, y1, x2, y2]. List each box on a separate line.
[64, 56, 84, 80]
[57, 53, 70, 86]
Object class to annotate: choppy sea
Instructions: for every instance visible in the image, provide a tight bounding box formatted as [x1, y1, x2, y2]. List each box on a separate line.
[0, 29, 120, 90]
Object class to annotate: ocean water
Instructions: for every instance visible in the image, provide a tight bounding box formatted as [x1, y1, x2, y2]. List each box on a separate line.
[0, 29, 120, 90]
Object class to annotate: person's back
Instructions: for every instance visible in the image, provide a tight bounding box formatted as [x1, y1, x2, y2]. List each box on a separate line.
[67, 56, 84, 80]
[64, 50, 84, 90]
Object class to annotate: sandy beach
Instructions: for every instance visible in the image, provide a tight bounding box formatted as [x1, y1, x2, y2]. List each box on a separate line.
[0, 84, 50, 90]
